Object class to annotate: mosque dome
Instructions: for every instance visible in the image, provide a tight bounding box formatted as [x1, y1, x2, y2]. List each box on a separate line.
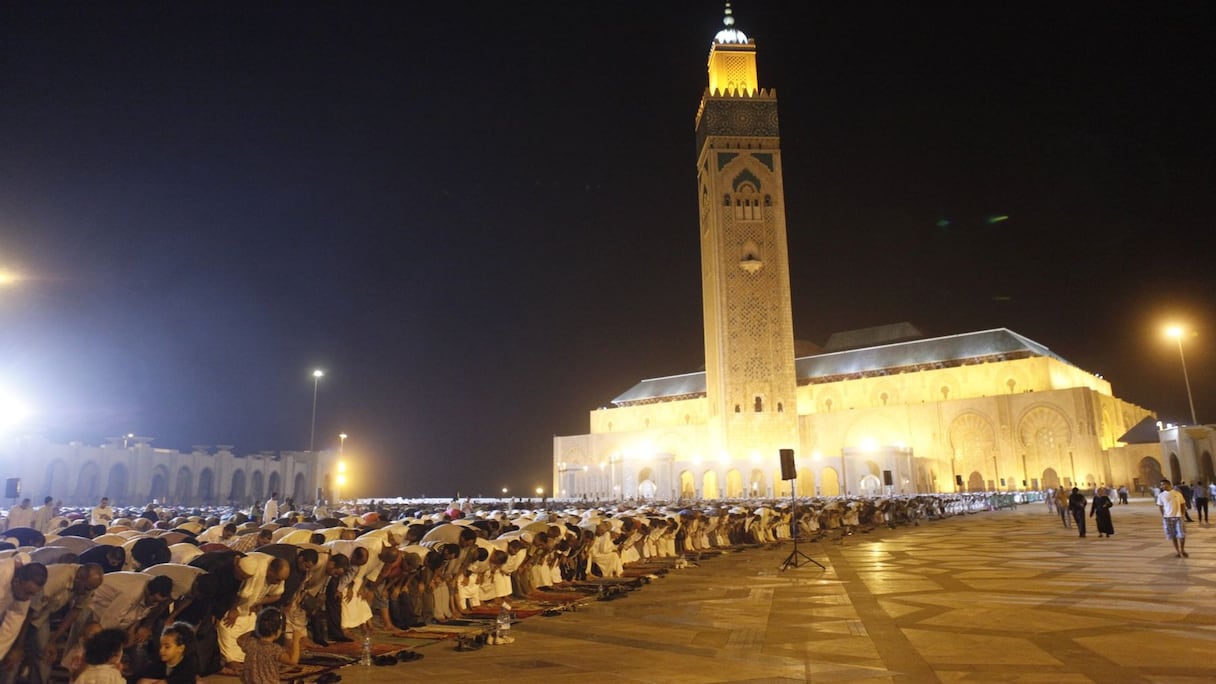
[714, 2, 749, 45]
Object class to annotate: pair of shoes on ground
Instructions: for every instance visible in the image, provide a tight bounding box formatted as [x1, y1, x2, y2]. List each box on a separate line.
[397, 650, 423, 662]
[486, 634, 515, 645]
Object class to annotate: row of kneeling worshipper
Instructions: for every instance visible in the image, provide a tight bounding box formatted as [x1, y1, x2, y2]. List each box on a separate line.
[0, 493, 970, 682]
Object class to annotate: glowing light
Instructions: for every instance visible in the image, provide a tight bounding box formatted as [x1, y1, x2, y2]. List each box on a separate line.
[502, 487, 508, 494]
[0, 393, 31, 431]
[535, 487, 544, 496]
[749, 451, 760, 463]
[1166, 326, 1183, 339]
[337, 461, 346, 473]
[985, 215, 1009, 224]
[335, 474, 347, 486]
[0, 270, 21, 286]
[692, 453, 703, 465]
[812, 450, 822, 461]
[312, 369, 324, 378]
[860, 438, 879, 453]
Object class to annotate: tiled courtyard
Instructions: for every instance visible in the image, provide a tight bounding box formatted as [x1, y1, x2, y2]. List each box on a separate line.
[332, 497, 1215, 683]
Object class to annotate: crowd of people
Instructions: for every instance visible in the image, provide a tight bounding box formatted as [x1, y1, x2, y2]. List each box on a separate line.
[0, 490, 994, 683]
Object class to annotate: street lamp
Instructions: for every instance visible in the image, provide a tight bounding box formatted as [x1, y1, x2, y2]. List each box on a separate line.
[339, 433, 347, 454]
[309, 369, 324, 451]
[1166, 326, 1198, 425]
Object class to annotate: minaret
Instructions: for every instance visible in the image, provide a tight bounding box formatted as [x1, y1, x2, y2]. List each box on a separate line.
[695, 3, 799, 478]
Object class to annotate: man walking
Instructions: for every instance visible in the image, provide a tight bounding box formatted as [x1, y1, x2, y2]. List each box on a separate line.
[1194, 481, 1210, 525]
[1157, 480, 1189, 558]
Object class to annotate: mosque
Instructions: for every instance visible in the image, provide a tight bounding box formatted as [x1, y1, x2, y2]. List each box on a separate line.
[551, 6, 1180, 501]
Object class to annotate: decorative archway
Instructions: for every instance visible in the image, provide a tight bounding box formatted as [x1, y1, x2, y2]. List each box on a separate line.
[251, 471, 265, 502]
[859, 474, 882, 495]
[45, 460, 70, 503]
[75, 462, 101, 504]
[148, 465, 170, 503]
[725, 469, 743, 498]
[679, 471, 696, 499]
[1202, 452, 1215, 483]
[293, 472, 307, 503]
[174, 467, 193, 504]
[1168, 453, 1181, 485]
[267, 472, 282, 499]
[105, 463, 129, 504]
[967, 470, 986, 493]
[820, 467, 840, 496]
[198, 468, 214, 504]
[638, 480, 657, 499]
[230, 470, 246, 503]
[748, 468, 765, 497]
[1041, 468, 1060, 490]
[1138, 457, 1163, 491]
[702, 471, 720, 500]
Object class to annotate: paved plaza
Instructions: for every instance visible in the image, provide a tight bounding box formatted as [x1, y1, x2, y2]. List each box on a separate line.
[331, 497, 1215, 683]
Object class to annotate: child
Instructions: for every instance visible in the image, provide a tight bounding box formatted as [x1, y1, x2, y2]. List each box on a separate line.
[237, 607, 302, 684]
[72, 627, 126, 684]
[135, 622, 199, 684]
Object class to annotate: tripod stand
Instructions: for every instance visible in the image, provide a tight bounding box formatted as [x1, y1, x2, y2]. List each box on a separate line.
[780, 477, 825, 571]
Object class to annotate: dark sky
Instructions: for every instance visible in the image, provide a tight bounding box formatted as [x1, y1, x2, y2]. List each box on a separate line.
[1, 2, 1213, 498]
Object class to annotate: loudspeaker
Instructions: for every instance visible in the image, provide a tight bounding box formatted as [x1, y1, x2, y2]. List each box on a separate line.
[779, 449, 796, 481]
[955, 475, 964, 486]
[4, 478, 20, 499]
[882, 470, 893, 486]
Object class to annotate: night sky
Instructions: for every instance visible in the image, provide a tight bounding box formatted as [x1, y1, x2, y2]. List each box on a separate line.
[1, 2, 1212, 498]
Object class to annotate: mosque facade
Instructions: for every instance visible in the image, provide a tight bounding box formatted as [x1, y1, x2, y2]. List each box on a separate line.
[0, 435, 339, 508]
[551, 7, 1171, 501]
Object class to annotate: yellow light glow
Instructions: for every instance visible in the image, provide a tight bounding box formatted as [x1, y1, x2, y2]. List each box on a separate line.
[312, 369, 324, 378]
[535, 487, 544, 495]
[335, 474, 347, 486]
[1166, 325, 1183, 339]
[812, 450, 822, 461]
[0, 270, 21, 286]
[337, 461, 346, 473]
[860, 438, 878, 453]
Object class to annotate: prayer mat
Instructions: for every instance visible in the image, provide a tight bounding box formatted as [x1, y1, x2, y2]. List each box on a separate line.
[527, 589, 590, 602]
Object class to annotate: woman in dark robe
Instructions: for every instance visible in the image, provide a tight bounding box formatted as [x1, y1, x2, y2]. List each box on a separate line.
[1091, 487, 1115, 537]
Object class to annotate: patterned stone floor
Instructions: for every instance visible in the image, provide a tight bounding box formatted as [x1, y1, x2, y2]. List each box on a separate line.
[336, 497, 1216, 683]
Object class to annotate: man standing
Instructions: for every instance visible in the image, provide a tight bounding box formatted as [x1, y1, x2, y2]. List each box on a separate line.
[32, 498, 56, 534]
[5, 500, 35, 531]
[90, 497, 114, 527]
[1157, 480, 1189, 558]
[263, 493, 279, 523]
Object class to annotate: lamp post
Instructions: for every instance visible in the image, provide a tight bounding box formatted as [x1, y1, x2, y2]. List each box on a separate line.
[339, 433, 347, 454]
[1166, 326, 1198, 425]
[309, 369, 324, 451]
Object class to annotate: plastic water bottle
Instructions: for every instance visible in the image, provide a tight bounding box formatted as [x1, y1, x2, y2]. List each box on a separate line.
[497, 601, 511, 637]
[360, 625, 372, 666]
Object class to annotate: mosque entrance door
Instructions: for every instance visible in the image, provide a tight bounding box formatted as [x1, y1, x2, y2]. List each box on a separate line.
[638, 480, 657, 499]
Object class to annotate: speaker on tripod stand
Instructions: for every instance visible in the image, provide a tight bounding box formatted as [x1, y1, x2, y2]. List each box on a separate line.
[777, 449, 825, 571]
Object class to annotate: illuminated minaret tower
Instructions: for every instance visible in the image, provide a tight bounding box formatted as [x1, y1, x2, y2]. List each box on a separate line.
[695, 3, 799, 475]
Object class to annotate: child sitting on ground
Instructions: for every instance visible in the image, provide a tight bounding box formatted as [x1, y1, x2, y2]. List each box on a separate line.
[236, 607, 302, 684]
